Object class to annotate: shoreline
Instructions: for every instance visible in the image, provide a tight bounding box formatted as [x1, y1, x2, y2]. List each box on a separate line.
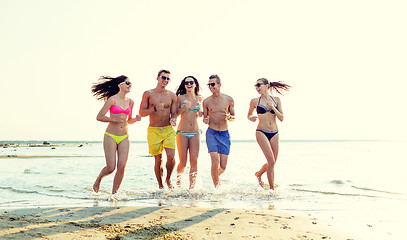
[0, 206, 357, 239]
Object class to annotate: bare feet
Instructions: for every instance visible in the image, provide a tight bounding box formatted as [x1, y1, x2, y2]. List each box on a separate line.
[218, 167, 225, 176]
[189, 172, 197, 189]
[93, 176, 101, 193]
[166, 178, 174, 189]
[176, 173, 182, 188]
[255, 172, 264, 188]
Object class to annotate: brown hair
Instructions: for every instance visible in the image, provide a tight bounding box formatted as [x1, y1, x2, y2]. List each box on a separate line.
[257, 78, 291, 95]
[157, 69, 171, 77]
[209, 74, 221, 84]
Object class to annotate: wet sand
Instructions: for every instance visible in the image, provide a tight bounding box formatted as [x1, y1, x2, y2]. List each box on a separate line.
[0, 206, 357, 239]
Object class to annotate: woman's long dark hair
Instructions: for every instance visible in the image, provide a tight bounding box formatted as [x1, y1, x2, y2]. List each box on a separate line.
[91, 75, 128, 100]
[176, 76, 200, 96]
[258, 78, 291, 95]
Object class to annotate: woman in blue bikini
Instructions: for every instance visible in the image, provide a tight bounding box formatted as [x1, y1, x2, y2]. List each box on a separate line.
[175, 76, 203, 188]
[91, 75, 141, 195]
[247, 78, 290, 190]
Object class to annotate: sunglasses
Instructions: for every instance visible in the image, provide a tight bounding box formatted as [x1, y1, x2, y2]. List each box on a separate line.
[120, 81, 132, 86]
[161, 76, 171, 81]
[207, 83, 216, 87]
[185, 80, 195, 85]
[254, 83, 265, 88]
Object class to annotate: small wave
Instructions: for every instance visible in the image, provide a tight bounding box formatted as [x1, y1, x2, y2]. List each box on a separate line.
[0, 186, 39, 194]
[351, 185, 407, 196]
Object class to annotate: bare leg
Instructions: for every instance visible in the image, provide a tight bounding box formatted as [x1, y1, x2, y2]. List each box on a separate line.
[209, 152, 220, 187]
[188, 133, 200, 189]
[112, 138, 130, 194]
[164, 148, 176, 188]
[154, 154, 164, 189]
[176, 133, 188, 187]
[255, 164, 267, 188]
[256, 131, 278, 189]
[93, 134, 117, 193]
[218, 154, 228, 176]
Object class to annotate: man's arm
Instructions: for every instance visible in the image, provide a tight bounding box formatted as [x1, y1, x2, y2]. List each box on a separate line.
[227, 97, 235, 121]
[139, 91, 155, 117]
[169, 92, 178, 126]
[202, 98, 210, 124]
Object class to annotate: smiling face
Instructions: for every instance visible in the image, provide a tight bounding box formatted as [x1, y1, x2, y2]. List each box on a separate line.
[184, 77, 196, 92]
[158, 72, 171, 87]
[207, 78, 220, 94]
[254, 80, 267, 94]
[119, 78, 132, 93]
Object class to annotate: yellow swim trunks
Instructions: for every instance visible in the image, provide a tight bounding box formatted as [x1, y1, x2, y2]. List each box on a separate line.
[147, 125, 176, 156]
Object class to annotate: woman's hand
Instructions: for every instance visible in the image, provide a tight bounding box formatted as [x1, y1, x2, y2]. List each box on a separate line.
[248, 115, 258, 122]
[170, 117, 177, 127]
[113, 115, 127, 123]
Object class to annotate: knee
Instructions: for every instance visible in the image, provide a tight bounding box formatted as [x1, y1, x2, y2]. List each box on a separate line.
[178, 161, 187, 168]
[167, 154, 175, 161]
[106, 165, 116, 174]
[190, 166, 198, 172]
[267, 159, 276, 167]
[116, 163, 126, 172]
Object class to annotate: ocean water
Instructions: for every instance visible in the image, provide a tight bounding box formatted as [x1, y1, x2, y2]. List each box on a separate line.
[1, 139, 406, 239]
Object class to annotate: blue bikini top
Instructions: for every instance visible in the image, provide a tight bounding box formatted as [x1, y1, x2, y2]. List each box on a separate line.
[181, 95, 200, 112]
[256, 96, 278, 114]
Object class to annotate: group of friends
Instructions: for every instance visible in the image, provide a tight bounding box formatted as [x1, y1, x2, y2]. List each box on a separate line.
[90, 70, 290, 194]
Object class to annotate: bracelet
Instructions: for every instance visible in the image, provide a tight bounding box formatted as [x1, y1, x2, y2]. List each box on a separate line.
[154, 105, 157, 111]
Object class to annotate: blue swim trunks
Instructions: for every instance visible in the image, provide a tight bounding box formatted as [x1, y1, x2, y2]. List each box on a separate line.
[206, 128, 231, 155]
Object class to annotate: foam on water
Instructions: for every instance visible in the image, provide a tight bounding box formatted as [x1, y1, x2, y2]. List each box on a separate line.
[1, 140, 407, 239]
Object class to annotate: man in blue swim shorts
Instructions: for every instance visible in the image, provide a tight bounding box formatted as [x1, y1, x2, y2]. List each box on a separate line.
[202, 74, 235, 188]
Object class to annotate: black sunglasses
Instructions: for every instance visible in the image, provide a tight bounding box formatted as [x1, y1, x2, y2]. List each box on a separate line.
[185, 80, 195, 85]
[121, 81, 132, 86]
[207, 83, 216, 87]
[254, 83, 265, 88]
[161, 76, 171, 81]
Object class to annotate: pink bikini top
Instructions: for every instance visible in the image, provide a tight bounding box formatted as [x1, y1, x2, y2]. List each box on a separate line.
[109, 96, 131, 115]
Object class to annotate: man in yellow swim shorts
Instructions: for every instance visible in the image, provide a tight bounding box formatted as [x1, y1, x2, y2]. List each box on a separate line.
[139, 69, 178, 189]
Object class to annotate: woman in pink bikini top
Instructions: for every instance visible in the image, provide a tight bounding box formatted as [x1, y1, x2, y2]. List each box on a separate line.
[91, 75, 141, 195]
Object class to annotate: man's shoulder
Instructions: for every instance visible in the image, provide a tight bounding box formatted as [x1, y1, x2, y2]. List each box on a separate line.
[203, 95, 213, 102]
[222, 93, 234, 101]
[141, 89, 153, 97]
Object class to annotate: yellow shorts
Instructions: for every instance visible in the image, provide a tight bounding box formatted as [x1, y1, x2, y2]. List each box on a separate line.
[147, 125, 176, 156]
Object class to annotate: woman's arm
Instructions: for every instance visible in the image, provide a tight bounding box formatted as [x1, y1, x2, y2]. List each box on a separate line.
[198, 95, 204, 118]
[247, 98, 258, 122]
[271, 96, 284, 122]
[96, 97, 124, 123]
[127, 100, 141, 124]
[176, 95, 191, 117]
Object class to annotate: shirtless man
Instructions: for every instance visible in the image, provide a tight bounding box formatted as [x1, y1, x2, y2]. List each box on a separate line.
[139, 69, 177, 189]
[202, 74, 235, 188]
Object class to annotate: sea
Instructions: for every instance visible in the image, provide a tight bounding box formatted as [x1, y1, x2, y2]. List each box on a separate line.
[1, 139, 406, 239]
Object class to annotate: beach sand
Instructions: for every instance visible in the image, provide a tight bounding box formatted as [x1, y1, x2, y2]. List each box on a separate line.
[0, 206, 357, 240]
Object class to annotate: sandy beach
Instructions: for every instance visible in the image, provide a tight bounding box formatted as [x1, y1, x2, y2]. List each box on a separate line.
[0, 206, 356, 240]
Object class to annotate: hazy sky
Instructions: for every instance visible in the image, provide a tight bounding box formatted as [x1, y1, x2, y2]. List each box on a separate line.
[1, 0, 406, 141]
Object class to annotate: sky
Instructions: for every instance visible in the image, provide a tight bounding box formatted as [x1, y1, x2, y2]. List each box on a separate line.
[1, 0, 406, 141]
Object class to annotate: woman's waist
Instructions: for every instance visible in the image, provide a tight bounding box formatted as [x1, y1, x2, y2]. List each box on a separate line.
[256, 122, 278, 132]
[177, 123, 199, 132]
[106, 124, 129, 135]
